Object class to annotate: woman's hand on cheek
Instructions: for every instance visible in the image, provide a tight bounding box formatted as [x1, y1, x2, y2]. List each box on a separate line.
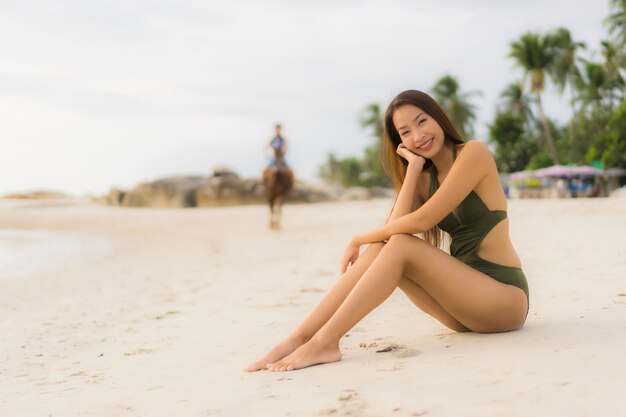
[396, 144, 426, 170]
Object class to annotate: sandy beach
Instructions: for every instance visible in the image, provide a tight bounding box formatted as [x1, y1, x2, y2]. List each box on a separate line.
[0, 197, 625, 417]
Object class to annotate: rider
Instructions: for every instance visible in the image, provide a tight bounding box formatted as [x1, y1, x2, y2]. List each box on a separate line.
[266, 123, 289, 172]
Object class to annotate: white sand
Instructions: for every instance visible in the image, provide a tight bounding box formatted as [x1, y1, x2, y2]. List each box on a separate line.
[0, 197, 625, 417]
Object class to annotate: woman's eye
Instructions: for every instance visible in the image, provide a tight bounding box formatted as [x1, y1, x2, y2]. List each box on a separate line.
[400, 131, 409, 137]
[418, 119, 426, 125]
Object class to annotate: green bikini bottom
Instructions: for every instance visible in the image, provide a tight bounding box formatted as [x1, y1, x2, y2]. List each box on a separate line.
[463, 257, 529, 302]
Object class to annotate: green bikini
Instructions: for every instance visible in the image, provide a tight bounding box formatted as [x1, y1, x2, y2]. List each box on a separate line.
[429, 145, 529, 301]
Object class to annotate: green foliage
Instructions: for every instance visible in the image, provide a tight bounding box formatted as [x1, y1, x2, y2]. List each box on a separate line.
[431, 75, 480, 138]
[508, 30, 562, 163]
[361, 144, 392, 187]
[324, 2, 626, 185]
[559, 105, 613, 165]
[574, 59, 625, 108]
[509, 32, 555, 94]
[318, 153, 362, 187]
[488, 112, 539, 172]
[318, 102, 391, 188]
[601, 99, 626, 168]
[527, 152, 554, 170]
[318, 147, 391, 188]
[605, 0, 626, 49]
[359, 104, 384, 139]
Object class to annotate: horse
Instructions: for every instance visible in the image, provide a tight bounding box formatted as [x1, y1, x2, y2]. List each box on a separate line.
[262, 150, 294, 230]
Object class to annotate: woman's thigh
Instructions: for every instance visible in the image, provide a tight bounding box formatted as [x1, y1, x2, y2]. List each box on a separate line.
[398, 278, 470, 332]
[386, 234, 528, 332]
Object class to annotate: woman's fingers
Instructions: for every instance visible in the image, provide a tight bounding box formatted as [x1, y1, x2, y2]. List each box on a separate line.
[340, 240, 362, 274]
[396, 144, 411, 160]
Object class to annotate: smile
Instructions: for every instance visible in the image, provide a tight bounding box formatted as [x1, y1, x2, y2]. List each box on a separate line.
[418, 138, 433, 150]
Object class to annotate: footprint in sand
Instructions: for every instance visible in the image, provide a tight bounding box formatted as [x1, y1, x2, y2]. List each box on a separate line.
[376, 362, 405, 372]
[124, 348, 156, 356]
[300, 287, 324, 293]
[154, 310, 181, 320]
[318, 389, 367, 416]
[375, 343, 405, 353]
[395, 348, 422, 358]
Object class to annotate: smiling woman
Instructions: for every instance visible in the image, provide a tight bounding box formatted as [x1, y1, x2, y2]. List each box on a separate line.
[245, 89, 529, 372]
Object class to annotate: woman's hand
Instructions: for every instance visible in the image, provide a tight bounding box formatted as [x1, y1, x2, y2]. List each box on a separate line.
[396, 144, 426, 170]
[340, 238, 361, 274]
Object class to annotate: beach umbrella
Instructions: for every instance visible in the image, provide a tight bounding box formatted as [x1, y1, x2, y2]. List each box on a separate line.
[568, 165, 604, 177]
[534, 165, 572, 178]
[603, 168, 626, 177]
[508, 170, 536, 180]
[534, 164, 604, 178]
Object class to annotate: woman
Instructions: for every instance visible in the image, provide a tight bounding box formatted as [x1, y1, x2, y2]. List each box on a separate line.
[245, 90, 529, 373]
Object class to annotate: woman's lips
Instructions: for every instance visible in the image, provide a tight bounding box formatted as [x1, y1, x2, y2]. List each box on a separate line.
[418, 138, 433, 151]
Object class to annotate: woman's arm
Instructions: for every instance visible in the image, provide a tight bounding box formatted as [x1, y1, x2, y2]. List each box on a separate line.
[386, 161, 424, 223]
[354, 141, 493, 245]
[339, 144, 425, 272]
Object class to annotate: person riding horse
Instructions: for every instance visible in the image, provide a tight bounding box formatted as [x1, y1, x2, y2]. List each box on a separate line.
[263, 124, 294, 229]
[266, 124, 289, 171]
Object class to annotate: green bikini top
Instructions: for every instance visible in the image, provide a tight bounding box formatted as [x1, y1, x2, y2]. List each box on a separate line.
[429, 144, 507, 261]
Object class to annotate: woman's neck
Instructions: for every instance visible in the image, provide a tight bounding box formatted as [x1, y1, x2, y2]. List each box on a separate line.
[431, 140, 455, 175]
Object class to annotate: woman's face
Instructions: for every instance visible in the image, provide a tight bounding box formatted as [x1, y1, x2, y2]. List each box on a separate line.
[392, 104, 445, 159]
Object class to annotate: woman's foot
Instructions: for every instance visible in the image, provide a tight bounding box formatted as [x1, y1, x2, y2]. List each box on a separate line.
[244, 334, 308, 372]
[266, 338, 342, 372]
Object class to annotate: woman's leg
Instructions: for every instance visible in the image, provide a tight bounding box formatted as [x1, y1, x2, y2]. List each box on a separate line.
[267, 234, 528, 371]
[398, 278, 469, 332]
[244, 242, 386, 371]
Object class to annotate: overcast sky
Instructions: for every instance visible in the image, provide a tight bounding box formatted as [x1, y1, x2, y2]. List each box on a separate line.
[0, 0, 612, 195]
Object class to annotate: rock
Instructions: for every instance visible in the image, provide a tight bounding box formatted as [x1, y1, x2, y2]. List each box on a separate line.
[212, 166, 240, 178]
[121, 176, 206, 208]
[2, 190, 70, 199]
[107, 188, 126, 205]
[369, 186, 396, 199]
[287, 181, 338, 203]
[340, 187, 371, 201]
[102, 168, 392, 208]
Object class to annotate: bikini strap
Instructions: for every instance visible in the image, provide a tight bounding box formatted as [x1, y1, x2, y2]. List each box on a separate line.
[430, 143, 457, 197]
[429, 164, 438, 197]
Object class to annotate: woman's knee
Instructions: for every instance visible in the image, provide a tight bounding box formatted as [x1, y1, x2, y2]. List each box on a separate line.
[369, 241, 386, 250]
[386, 233, 424, 247]
[361, 242, 385, 260]
[383, 234, 425, 259]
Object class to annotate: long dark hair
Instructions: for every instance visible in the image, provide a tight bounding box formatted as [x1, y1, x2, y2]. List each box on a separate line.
[381, 90, 465, 248]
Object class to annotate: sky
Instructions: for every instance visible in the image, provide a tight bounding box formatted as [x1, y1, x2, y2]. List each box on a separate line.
[0, 0, 613, 195]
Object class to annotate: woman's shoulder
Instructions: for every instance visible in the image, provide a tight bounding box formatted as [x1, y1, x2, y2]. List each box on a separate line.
[455, 141, 498, 181]
[457, 139, 490, 154]
[456, 140, 495, 164]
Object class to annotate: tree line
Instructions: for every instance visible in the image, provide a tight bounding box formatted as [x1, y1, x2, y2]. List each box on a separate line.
[320, 0, 626, 187]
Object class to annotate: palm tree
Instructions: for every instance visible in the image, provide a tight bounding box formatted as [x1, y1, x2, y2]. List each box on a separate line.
[430, 75, 480, 139]
[548, 28, 586, 143]
[509, 32, 560, 164]
[499, 82, 535, 125]
[574, 59, 625, 109]
[359, 103, 384, 140]
[605, 0, 626, 50]
[600, 40, 626, 104]
[549, 28, 586, 94]
[358, 103, 391, 187]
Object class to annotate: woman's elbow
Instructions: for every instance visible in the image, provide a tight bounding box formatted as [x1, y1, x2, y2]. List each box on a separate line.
[394, 216, 428, 236]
